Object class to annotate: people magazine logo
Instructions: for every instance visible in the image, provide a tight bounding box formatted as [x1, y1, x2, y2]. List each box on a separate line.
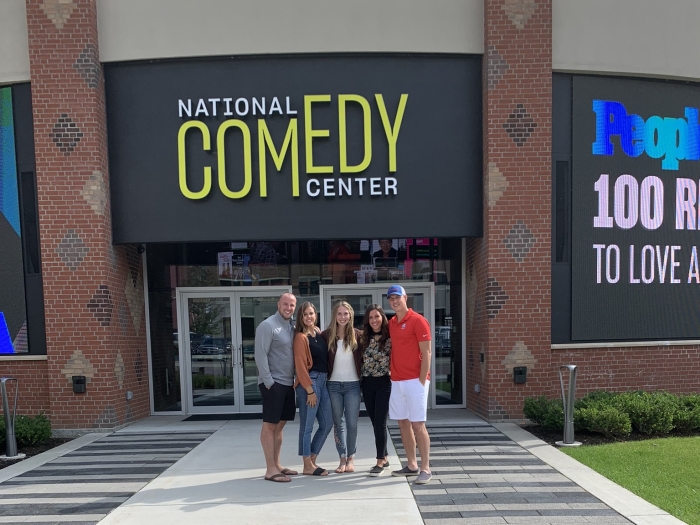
[592, 100, 700, 170]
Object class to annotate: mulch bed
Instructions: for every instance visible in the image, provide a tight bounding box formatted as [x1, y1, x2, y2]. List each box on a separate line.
[0, 438, 73, 470]
[523, 425, 700, 446]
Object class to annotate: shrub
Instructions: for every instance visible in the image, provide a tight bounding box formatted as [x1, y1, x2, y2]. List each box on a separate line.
[615, 391, 676, 435]
[576, 406, 632, 438]
[523, 396, 564, 431]
[0, 413, 52, 448]
[673, 394, 700, 432]
[575, 390, 619, 410]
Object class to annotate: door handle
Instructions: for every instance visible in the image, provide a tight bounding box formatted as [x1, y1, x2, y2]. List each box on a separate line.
[232, 344, 236, 367]
[238, 344, 243, 366]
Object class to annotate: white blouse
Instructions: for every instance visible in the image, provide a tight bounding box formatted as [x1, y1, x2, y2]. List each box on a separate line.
[329, 340, 359, 382]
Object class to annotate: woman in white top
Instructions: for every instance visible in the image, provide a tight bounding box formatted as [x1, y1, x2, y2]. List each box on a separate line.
[322, 301, 362, 473]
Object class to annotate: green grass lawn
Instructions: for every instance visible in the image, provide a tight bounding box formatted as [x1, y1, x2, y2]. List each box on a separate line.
[561, 436, 700, 525]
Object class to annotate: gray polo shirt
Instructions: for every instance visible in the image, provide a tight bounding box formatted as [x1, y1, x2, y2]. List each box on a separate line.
[254, 311, 295, 388]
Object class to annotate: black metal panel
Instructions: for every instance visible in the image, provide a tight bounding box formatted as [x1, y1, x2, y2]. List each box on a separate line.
[105, 54, 483, 244]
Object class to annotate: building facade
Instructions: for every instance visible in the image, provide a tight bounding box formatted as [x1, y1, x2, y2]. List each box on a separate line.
[1, 0, 699, 430]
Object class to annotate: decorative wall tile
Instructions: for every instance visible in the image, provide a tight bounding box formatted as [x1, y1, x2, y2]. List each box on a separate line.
[118, 300, 129, 336]
[502, 341, 537, 372]
[114, 352, 125, 388]
[486, 278, 509, 319]
[502, 104, 537, 146]
[134, 351, 143, 383]
[93, 405, 117, 428]
[87, 285, 112, 326]
[56, 229, 88, 270]
[61, 350, 96, 382]
[488, 162, 509, 207]
[50, 114, 83, 155]
[125, 270, 144, 332]
[80, 170, 106, 216]
[503, 0, 537, 30]
[40, 0, 76, 30]
[487, 45, 510, 90]
[504, 219, 536, 262]
[73, 44, 100, 88]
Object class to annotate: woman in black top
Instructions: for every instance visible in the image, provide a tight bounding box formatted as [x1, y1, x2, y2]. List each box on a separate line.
[359, 304, 392, 476]
[293, 302, 332, 476]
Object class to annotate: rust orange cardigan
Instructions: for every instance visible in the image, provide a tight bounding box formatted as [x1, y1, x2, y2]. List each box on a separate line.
[293, 332, 315, 390]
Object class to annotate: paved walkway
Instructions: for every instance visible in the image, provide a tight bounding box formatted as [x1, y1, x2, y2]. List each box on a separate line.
[0, 409, 687, 525]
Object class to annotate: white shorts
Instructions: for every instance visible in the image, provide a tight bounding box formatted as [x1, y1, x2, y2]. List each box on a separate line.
[389, 378, 429, 422]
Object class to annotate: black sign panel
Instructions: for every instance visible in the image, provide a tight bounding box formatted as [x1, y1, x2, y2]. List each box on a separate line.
[105, 55, 482, 244]
[572, 76, 700, 340]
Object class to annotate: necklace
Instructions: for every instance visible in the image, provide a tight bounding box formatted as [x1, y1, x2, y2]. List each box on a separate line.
[307, 331, 318, 342]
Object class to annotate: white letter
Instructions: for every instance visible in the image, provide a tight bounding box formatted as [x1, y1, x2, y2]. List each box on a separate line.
[593, 244, 605, 284]
[324, 178, 335, 196]
[178, 99, 192, 118]
[235, 98, 249, 116]
[355, 177, 367, 196]
[253, 98, 266, 115]
[688, 246, 699, 283]
[307, 179, 320, 197]
[208, 98, 221, 117]
[385, 177, 397, 195]
[370, 178, 382, 195]
[269, 97, 283, 115]
[675, 178, 697, 230]
[195, 99, 208, 117]
[639, 176, 664, 230]
[671, 245, 682, 283]
[339, 178, 351, 196]
[223, 98, 233, 116]
[606, 244, 620, 283]
[629, 245, 640, 283]
[641, 245, 655, 284]
[614, 175, 638, 229]
[656, 245, 669, 283]
[286, 96, 297, 115]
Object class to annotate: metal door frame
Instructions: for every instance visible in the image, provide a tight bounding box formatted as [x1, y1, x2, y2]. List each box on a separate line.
[176, 286, 291, 415]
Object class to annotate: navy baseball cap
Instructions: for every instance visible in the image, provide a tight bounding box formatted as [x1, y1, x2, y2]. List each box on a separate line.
[387, 285, 406, 297]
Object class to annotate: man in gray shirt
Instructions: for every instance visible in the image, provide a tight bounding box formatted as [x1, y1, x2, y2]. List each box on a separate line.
[255, 292, 297, 482]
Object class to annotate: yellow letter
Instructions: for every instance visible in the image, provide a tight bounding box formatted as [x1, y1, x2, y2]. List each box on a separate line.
[217, 120, 252, 199]
[304, 95, 333, 174]
[338, 95, 372, 173]
[375, 94, 408, 172]
[178, 121, 212, 200]
[258, 119, 299, 197]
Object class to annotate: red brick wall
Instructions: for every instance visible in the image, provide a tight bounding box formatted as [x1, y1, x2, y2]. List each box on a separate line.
[466, 0, 554, 420]
[25, 0, 149, 429]
[0, 359, 50, 415]
[553, 346, 700, 395]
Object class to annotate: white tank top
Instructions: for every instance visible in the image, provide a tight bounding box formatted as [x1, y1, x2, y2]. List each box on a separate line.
[329, 340, 359, 382]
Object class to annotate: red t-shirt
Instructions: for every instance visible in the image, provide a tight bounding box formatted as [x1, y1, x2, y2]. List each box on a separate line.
[388, 309, 432, 381]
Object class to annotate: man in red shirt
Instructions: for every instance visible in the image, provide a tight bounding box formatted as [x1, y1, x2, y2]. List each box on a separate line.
[386, 285, 432, 484]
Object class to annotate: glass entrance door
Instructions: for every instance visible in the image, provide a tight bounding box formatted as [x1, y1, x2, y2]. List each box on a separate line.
[320, 283, 435, 406]
[177, 287, 291, 414]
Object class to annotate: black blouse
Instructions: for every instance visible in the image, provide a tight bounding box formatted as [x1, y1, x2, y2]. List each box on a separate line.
[308, 333, 329, 373]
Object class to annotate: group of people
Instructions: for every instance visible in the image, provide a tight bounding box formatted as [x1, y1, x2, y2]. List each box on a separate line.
[254, 285, 433, 485]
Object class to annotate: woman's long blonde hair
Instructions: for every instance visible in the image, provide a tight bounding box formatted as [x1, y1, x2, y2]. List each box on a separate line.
[326, 301, 357, 353]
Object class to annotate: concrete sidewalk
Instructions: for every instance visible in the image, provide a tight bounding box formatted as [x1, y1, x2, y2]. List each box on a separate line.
[98, 415, 420, 525]
[0, 409, 688, 525]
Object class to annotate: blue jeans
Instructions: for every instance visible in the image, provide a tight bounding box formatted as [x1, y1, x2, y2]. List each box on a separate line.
[295, 371, 332, 458]
[327, 380, 361, 458]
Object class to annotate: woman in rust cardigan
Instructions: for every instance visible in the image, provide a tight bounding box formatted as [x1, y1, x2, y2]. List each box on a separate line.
[293, 302, 332, 476]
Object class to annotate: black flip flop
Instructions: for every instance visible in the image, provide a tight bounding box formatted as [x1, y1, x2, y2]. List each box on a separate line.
[304, 467, 328, 476]
[265, 473, 291, 482]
